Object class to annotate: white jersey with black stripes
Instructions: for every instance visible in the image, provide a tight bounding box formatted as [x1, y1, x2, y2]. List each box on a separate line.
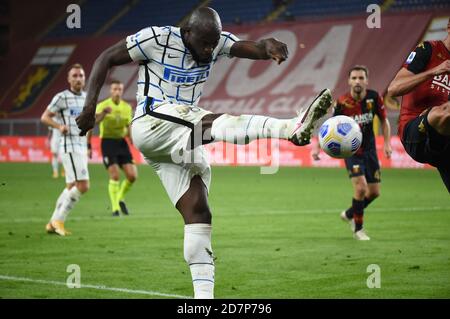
[47, 89, 88, 154]
[125, 26, 239, 119]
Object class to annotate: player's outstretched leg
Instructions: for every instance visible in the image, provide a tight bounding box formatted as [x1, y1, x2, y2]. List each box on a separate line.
[176, 176, 215, 299]
[205, 89, 332, 147]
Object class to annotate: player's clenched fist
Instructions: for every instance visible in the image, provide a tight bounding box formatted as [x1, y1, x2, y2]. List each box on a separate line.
[261, 38, 289, 64]
[76, 108, 95, 136]
[432, 59, 450, 76]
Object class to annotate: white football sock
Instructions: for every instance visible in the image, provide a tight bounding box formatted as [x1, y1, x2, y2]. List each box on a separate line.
[211, 114, 294, 144]
[53, 186, 82, 222]
[50, 188, 69, 221]
[184, 223, 215, 299]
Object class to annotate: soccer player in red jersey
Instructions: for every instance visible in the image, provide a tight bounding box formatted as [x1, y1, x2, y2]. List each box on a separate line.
[388, 18, 450, 192]
[313, 66, 392, 240]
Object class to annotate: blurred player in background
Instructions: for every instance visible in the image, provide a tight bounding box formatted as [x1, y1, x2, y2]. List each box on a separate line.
[48, 126, 64, 178]
[76, 7, 332, 298]
[40, 63, 90, 236]
[94, 80, 137, 216]
[312, 66, 392, 240]
[388, 18, 450, 193]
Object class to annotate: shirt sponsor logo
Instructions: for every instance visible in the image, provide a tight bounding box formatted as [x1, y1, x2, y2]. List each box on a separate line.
[163, 66, 210, 84]
[352, 112, 374, 125]
[431, 74, 450, 92]
[69, 107, 83, 116]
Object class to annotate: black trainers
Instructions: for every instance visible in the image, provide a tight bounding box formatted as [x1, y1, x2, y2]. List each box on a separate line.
[112, 211, 120, 217]
[119, 201, 129, 215]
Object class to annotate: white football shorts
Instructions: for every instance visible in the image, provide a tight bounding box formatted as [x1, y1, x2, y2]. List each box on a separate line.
[61, 152, 89, 183]
[132, 102, 212, 206]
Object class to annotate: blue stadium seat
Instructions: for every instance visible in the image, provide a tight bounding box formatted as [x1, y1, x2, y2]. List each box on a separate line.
[207, 0, 274, 25]
[106, 0, 275, 34]
[389, 0, 450, 11]
[107, 0, 199, 34]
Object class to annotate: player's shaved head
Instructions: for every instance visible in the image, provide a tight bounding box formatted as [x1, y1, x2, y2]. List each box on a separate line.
[182, 7, 222, 63]
[186, 7, 222, 35]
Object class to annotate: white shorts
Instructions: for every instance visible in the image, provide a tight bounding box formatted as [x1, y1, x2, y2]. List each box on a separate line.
[132, 103, 212, 206]
[61, 152, 89, 183]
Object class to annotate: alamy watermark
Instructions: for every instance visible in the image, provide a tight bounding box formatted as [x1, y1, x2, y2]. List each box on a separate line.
[366, 264, 381, 288]
[66, 4, 81, 29]
[366, 4, 381, 29]
[66, 264, 81, 288]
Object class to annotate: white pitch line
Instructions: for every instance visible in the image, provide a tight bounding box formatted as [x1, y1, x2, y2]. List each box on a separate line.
[0, 206, 449, 224]
[0, 274, 191, 299]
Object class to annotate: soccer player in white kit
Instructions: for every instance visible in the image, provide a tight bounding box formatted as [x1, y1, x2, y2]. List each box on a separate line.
[41, 63, 90, 236]
[77, 8, 332, 298]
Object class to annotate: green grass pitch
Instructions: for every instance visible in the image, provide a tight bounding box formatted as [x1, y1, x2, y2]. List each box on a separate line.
[0, 162, 449, 298]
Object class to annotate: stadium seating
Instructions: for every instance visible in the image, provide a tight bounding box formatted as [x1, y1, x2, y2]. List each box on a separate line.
[389, 0, 450, 12]
[43, 0, 450, 38]
[106, 0, 199, 34]
[206, 0, 274, 25]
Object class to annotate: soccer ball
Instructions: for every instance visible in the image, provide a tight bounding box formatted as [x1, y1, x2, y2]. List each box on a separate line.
[318, 115, 362, 158]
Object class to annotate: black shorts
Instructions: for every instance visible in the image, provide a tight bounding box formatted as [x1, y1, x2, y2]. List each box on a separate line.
[402, 111, 450, 192]
[101, 138, 134, 168]
[344, 149, 381, 183]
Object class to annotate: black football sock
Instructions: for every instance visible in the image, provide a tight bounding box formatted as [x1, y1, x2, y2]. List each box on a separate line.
[345, 206, 354, 219]
[352, 198, 365, 232]
[364, 197, 375, 208]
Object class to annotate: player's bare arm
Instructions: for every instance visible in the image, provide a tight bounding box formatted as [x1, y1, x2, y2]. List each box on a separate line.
[230, 38, 289, 64]
[381, 118, 392, 158]
[388, 59, 450, 97]
[76, 39, 132, 135]
[41, 109, 68, 134]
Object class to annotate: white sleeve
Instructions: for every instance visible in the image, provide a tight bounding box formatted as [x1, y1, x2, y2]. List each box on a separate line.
[47, 93, 64, 113]
[217, 31, 240, 58]
[126, 26, 161, 62]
